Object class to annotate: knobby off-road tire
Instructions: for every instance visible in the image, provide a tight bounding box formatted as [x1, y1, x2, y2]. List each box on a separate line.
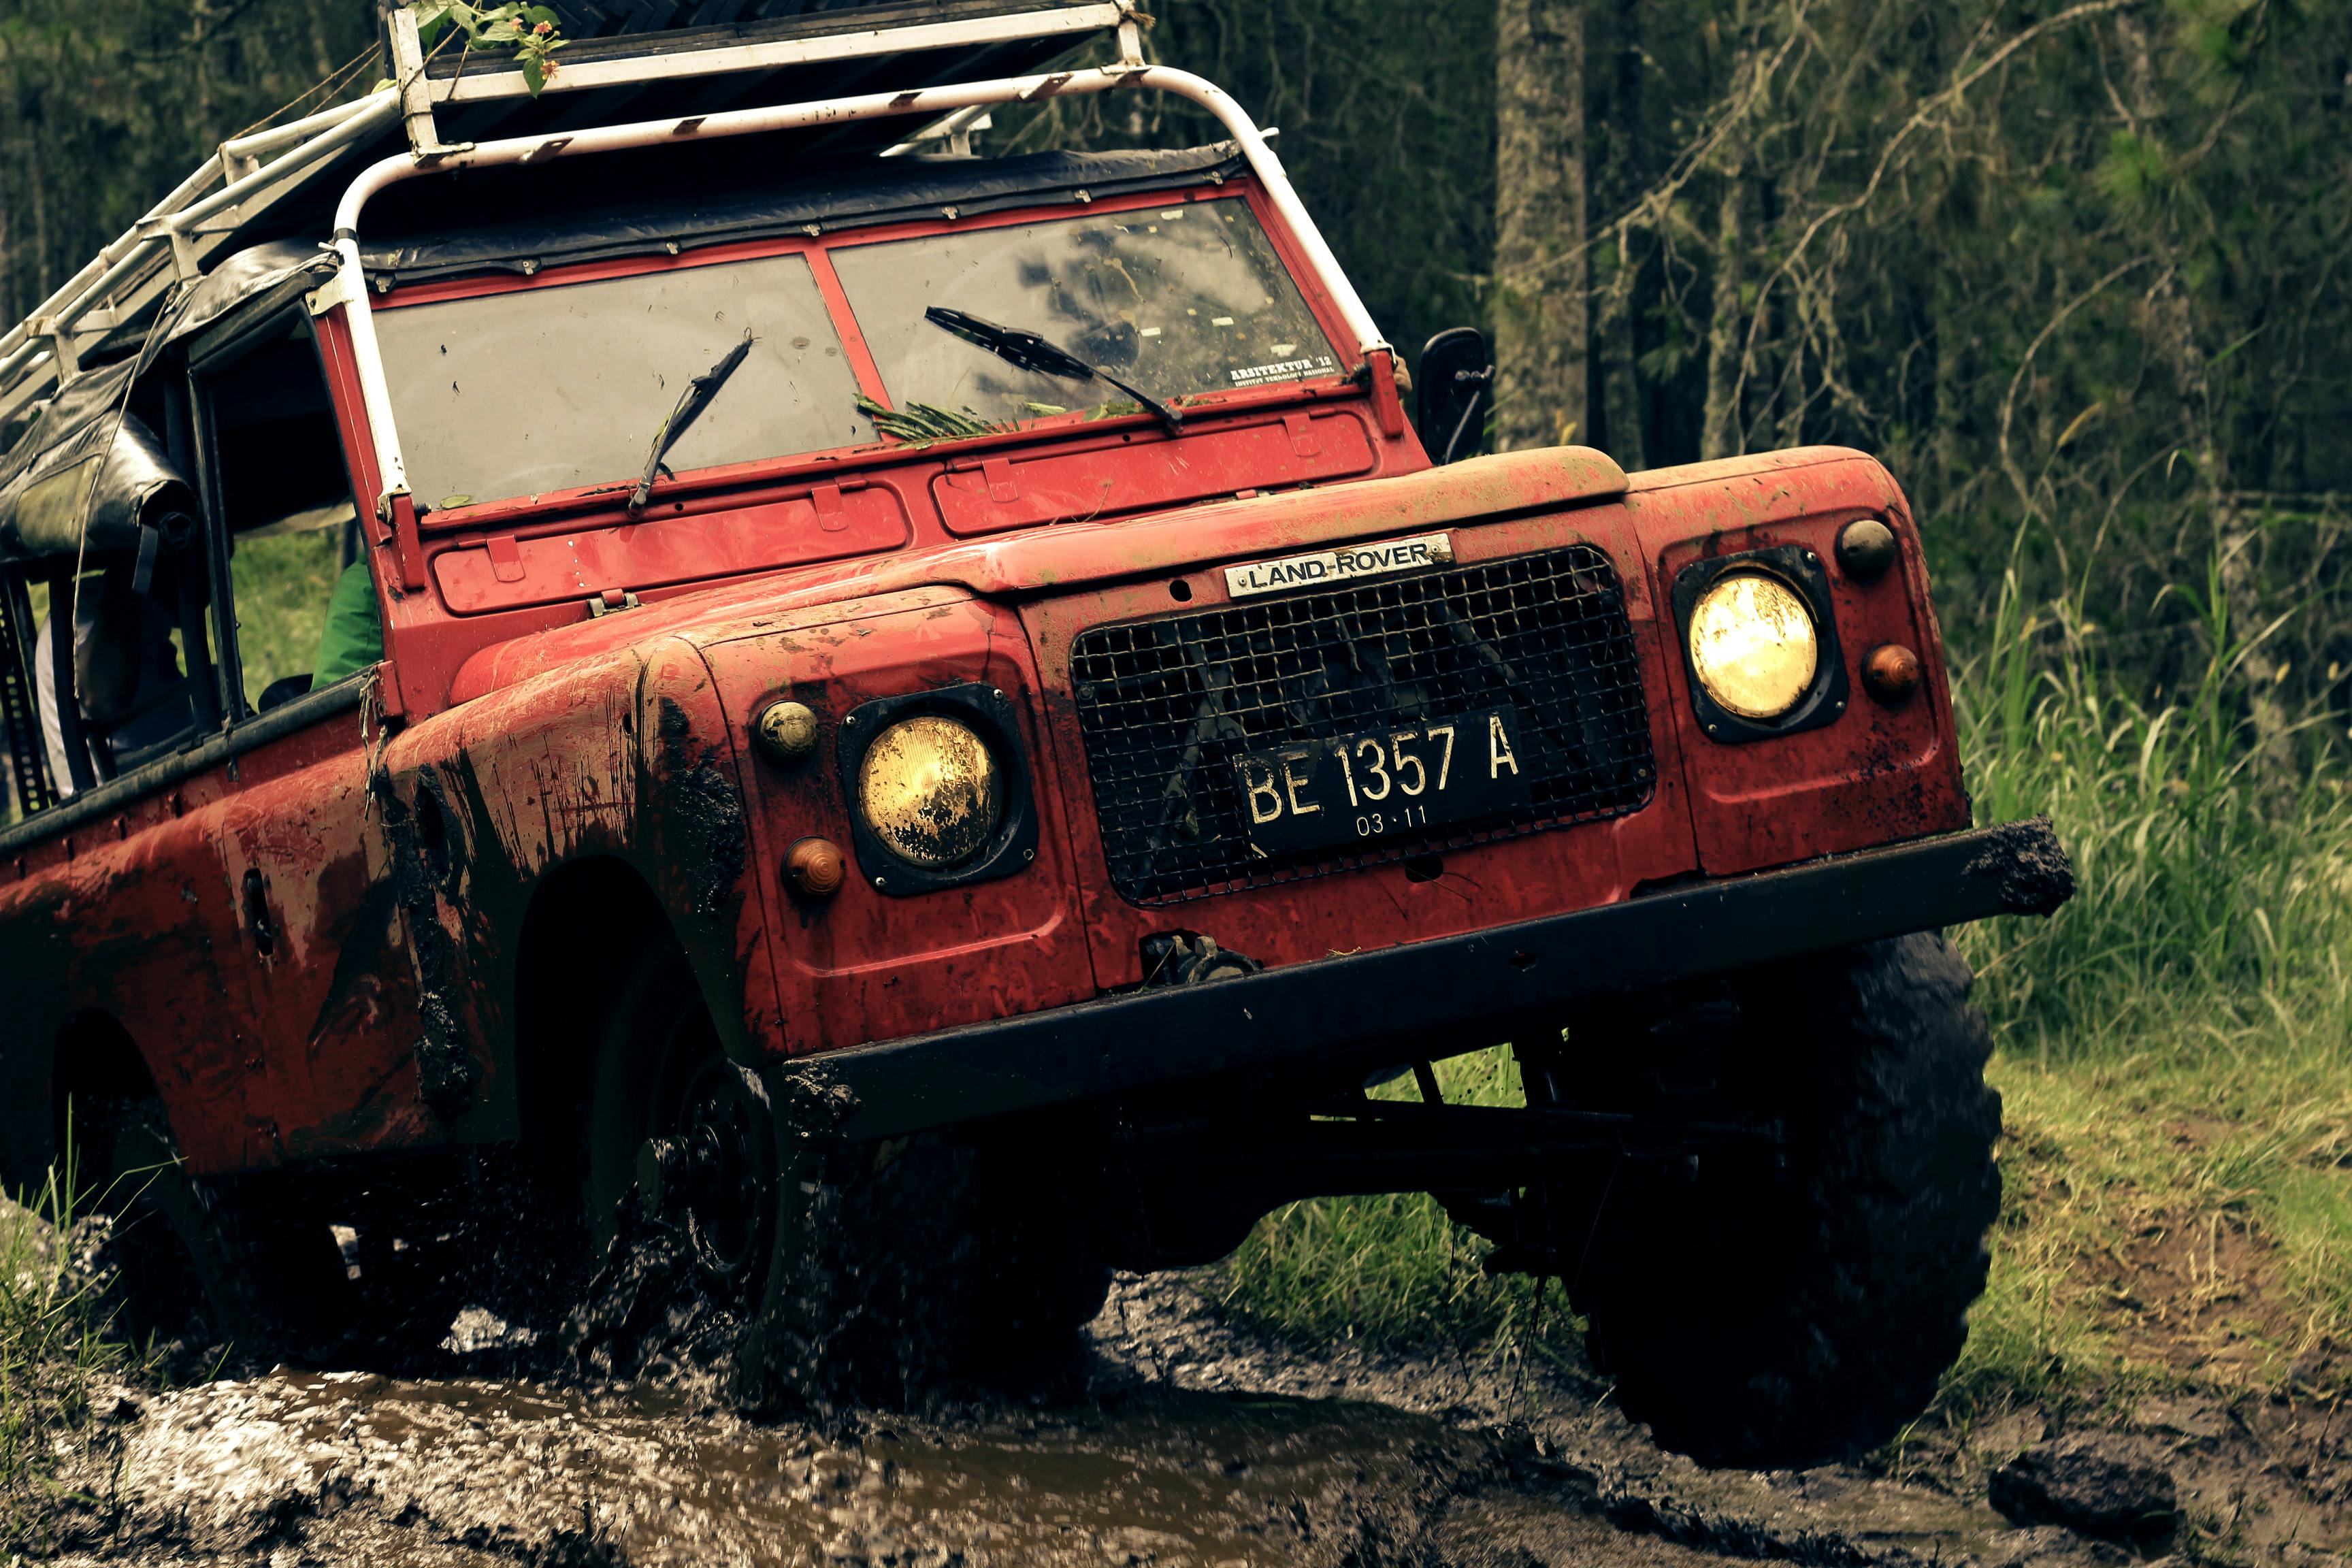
[90, 1100, 349, 1356]
[1567, 933, 2002, 1469]
[740, 1132, 1111, 1407]
[587, 943, 1109, 1407]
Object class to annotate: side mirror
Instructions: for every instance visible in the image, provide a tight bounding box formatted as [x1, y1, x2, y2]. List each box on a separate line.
[1416, 327, 1492, 466]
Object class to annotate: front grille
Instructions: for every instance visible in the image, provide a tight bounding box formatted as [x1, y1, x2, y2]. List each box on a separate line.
[1068, 544, 1655, 904]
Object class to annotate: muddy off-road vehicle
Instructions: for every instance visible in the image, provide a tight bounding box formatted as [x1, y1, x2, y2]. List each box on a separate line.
[0, 1, 2070, 1466]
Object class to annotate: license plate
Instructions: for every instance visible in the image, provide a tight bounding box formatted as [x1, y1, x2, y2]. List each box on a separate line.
[1234, 708, 1532, 855]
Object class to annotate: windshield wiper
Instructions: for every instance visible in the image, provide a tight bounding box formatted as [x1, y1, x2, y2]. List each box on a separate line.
[924, 307, 1183, 435]
[630, 329, 755, 513]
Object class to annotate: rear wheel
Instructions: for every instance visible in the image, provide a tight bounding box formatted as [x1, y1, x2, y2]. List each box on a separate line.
[1535, 934, 2001, 1468]
[86, 1100, 348, 1357]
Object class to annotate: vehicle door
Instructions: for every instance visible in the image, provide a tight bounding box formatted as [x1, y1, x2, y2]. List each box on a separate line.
[187, 299, 435, 1162]
[0, 360, 286, 1174]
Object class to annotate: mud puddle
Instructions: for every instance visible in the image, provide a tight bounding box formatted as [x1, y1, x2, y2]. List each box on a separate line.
[45, 1273, 2317, 1567]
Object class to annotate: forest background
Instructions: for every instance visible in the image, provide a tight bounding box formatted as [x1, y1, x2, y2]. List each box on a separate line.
[3, 0, 2352, 1446]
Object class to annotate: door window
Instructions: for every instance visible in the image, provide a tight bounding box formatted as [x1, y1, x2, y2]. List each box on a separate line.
[195, 317, 376, 717]
[0, 545, 210, 814]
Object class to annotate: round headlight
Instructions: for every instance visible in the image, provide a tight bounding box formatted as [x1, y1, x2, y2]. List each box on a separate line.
[1688, 573, 1819, 720]
[856, 715, 1003, 869]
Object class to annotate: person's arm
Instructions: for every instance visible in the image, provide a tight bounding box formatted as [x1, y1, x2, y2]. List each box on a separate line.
[311, 559, 385, 688]
[32, 617, 73, 798]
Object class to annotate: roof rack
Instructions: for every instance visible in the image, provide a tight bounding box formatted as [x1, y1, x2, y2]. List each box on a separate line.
[0, 0, 1135, 430]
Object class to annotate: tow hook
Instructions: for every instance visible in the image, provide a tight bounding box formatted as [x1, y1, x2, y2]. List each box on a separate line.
[1140, 931, 1262, 986]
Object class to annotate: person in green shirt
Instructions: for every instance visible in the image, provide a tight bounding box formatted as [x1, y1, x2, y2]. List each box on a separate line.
[311, 558, 384, 687]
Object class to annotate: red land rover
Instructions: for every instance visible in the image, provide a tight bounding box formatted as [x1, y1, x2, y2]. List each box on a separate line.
[0, 3, 2069, 1468]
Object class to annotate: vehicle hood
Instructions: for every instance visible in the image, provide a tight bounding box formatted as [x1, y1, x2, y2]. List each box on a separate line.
[447, 445, 1629, 702]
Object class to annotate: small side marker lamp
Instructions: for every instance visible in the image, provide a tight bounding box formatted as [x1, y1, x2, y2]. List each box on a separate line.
[1835, 518, 1897, 581]
[755, 700, 821, 764]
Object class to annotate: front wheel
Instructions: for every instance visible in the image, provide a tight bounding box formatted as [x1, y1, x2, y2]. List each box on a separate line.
[585, 943, 1107, 1406]
[1558, 933, 2002, 1469]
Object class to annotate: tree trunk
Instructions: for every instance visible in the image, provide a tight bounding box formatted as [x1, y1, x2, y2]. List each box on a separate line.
[1492, 0, 1587, 453]
[1699, 175, 1748, 461]
[1597, 234, 1647, 469]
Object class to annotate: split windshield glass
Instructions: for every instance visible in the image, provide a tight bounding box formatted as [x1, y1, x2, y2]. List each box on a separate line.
[371, 197, 1341, 514]
[373, 253, 871, 514]
[833, 199, 1339, 423]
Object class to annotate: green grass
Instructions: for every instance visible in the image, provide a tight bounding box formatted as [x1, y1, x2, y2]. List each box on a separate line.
[225, 529, 344, 711]
[1940, 553, 2352, 1410]
[0, 1164, 149, 1550]
[1216, 1049, 1567, 1350]
[1219, 542, 2352, 1418]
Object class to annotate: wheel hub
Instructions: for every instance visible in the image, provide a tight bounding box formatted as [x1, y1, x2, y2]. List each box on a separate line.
[640, 1056, 777, 1293]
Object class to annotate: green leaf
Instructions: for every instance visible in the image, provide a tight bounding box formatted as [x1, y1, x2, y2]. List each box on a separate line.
[522, 5, 561, 26]
[521, 53, 546, 96]
[409, 0, 465, 48]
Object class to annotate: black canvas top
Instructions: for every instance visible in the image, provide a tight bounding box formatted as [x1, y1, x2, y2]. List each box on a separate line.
[357, 143, 1245, 287]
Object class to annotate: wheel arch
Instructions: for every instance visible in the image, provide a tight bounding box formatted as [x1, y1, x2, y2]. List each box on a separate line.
[49, 1009, 161, 1192]
[510, 853, 756, 1154]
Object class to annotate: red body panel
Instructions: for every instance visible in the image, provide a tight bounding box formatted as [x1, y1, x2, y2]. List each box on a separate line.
[212, 721, 432, 1165]
[0, 770, 276, 1169]
[700, 589, 1098, 1053]
[433, 482, 914, 615]
[1626, 454, 1971, 871]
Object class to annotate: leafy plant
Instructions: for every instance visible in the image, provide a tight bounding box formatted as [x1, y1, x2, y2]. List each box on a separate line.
[855, 395, 1008, 444]
[409, 3, 566, 96]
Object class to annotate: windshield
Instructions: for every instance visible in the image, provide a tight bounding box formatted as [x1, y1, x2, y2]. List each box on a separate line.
[374, 253, 872, 512]
[832, 199, 1341, 425]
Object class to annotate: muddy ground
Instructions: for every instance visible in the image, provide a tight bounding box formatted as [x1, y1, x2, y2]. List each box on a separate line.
[35, 1267, 2352, 1568]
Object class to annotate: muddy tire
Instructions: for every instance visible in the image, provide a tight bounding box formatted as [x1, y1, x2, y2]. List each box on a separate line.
[1565, 933, 2001, 1469]
[89, 1101, 348, 1355]
[964, 1139, 1115, 1389]
[738, 1132, 1109, 1406]
[587, 943, 1105, 1406]
[588, 944, 782, 1296]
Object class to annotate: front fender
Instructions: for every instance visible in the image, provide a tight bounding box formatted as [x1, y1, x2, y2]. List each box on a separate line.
[376, 632, 777, 1141]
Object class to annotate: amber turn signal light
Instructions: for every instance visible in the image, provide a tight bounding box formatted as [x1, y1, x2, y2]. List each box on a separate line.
[784, 836, 847, 898]
[1863, 643, 1923, 703]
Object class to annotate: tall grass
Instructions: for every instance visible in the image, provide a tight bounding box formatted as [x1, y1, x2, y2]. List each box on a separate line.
[1957, 546, 2352, 1064]
[0, 1162, 146, 1548]
[1946, 546, 2352, 1404]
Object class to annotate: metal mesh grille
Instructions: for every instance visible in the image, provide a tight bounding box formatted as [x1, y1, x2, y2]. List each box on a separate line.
[1069, 544, 1655, 904]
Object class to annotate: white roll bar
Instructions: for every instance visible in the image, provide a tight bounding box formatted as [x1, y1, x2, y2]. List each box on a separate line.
[328, 64, 1390, 511]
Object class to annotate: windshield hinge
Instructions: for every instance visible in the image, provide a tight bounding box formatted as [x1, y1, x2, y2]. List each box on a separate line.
[811, 483, 849, 532]
[587, 589, 642, 618]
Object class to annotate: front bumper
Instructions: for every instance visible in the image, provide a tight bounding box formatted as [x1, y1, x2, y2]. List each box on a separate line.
[801, 819, 2073, 1140]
